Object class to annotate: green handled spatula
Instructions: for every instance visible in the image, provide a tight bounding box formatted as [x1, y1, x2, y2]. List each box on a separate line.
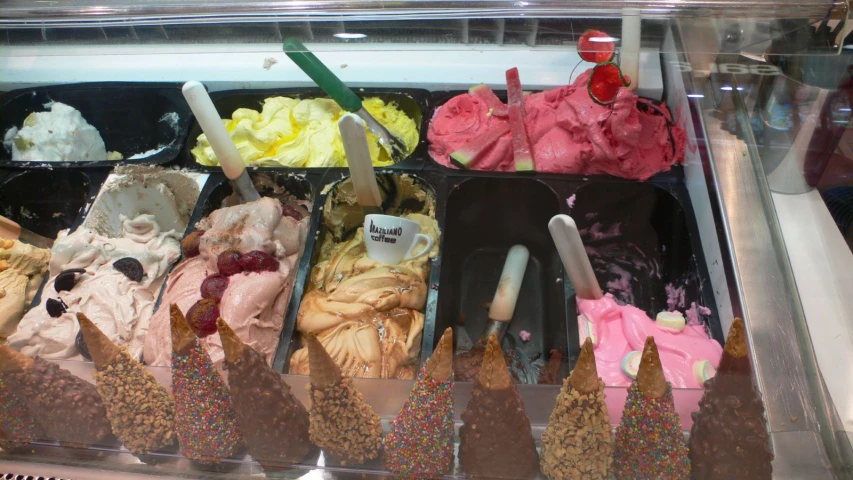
[283, 38, 409, 163]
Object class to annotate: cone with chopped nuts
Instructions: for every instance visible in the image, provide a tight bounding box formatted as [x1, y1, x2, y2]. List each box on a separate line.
[0, 344, 115, 449]
[613, 337, 689, 480]
[540, 338, 612, 480]
[459, 334, 540, 479]
[218, 318, 312, 470]
[306, 332, 382, 465]
[77, 313, 176, 455]
[385, 327, 455, 478]
[689, 318, 772, 479]
[170, 304, 243, 463]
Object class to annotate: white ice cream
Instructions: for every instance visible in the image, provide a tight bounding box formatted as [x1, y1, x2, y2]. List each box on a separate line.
[4, 102, 121, 162]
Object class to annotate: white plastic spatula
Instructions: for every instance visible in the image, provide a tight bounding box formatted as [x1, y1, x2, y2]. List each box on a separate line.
[482, 244, 530, 342]
[181, 81, 260, 203]
[549, 214, 603, 300]
[0, 215, 54, 249]
[339, 113, 382, 215]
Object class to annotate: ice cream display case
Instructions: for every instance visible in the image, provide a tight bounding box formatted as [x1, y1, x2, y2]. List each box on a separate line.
[1, 0, 853, 478]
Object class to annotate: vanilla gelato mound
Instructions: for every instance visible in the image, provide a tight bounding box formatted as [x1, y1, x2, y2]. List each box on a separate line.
[0, 238, 51, 340]
[4, 102, 122, 162]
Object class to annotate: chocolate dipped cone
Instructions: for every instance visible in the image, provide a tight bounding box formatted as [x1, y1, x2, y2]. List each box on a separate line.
[0, 344, 114, 449]
[218, 318, 311, 469]
[385, 327, 455, 478]
[305, 333, 382, 465]
[689, 318, 772, 479]
[169, 305, 242, 463]
[0, 373, 42, 450]
[459, 334, 539, 479]
[614, 337, 690, 480]
[540, 338, 612, 480]
[77, 313, 176, 454]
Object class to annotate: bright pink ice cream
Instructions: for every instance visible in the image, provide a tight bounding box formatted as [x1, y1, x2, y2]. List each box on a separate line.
[428, 70, 686, 180]
[143, 196, 309, 368]
[577, 294, 722, 388]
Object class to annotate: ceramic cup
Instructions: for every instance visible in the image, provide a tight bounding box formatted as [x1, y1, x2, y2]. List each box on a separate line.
[364, 214, 433, 264]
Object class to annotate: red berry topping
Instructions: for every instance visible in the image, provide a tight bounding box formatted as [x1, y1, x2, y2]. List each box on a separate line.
[186, 297, 220, 338]
[200, 274, 229, 301]
[281, 204, 304, 220]
[588, 62, 631, 105]
[578, 30, 615, 64]
[217, 249, 243, 276]
[181, 230, 205, 258]
[237, 250, 279, 272]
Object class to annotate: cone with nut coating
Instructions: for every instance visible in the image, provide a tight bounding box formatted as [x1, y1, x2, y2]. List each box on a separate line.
[77, 313, 122, 369]
[306, 332, 382, 465]
[689, 318, 773, 479]
[218, 318, 312, 469]
[458, 334, 539, 479]
[541, 338, 612, 480]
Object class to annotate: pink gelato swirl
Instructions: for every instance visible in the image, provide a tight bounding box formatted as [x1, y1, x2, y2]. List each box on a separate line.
[578, 294, 722, 388]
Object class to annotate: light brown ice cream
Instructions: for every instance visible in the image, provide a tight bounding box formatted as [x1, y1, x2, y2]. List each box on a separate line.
[0, 238, 50, 340]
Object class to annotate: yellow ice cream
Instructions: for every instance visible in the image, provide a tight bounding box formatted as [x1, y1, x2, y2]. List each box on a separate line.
[191, 97, 419, 168]
[0, 238, 51, 340]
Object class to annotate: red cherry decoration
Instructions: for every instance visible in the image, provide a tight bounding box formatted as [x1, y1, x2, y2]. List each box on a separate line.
[217, 249, 243, 276]
[186, 297, 220, 338]
[238, 250, 279, 272]
[578, 30, 615, 64]
[200, 274, 229, 301]
[588, 62, 631, 105]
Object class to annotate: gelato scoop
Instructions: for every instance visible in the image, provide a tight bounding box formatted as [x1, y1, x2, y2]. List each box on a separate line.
[144, 194, 310, 368]
[428, 70, 685, 180]
[9, 215, 182, 361]
[578, 293, 723, 388]
[0, 237, 50, 341]
[192, 96, 418, 168]
[4, 102, 122, 162]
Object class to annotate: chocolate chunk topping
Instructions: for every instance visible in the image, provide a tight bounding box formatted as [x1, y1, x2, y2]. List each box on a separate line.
[54, 268, 86, 292]
[45, 298, 68, 318]
[113, 257, 144, 282]
[75, 330, 91, 360]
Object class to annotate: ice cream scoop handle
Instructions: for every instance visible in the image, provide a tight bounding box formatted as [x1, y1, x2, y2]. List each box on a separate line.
[339, 114, 382, 208]
[488, 245, 530, 322]
[0, 215, 22, 240]
[283, 38, 363, 113]
[549, 214, 603, 300]
[182, 81, 246, 181]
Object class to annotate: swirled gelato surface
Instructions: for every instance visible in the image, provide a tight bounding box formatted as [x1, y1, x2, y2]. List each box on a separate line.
[577, 294, 722, 388]
[9, 215, 181, 360]
[143, 196, 310, 368]
[0, 238, 51, 341]
[192, 96, 418, 168]
[428, 70, 685, 180]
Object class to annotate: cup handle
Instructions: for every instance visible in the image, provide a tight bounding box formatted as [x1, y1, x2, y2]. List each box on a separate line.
[404, 233, 434, 261]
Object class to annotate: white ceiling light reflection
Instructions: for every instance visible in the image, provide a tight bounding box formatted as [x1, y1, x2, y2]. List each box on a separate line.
[687, 94, 705, 98]
[588, 36, 620, 43]
[719, 86, 744, 91]
[333, 32, 367, 40]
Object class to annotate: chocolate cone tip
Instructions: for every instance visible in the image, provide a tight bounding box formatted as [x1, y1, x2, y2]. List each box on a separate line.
[636, 337, 667, 399]
[479, 333, 511, 390]
[306, 333, 341, 388]
[216, 318, 244, 364]
[725, 317, 748, 358]
[425, 327, 453, 382]
[569, 337, 600, 394]
[77, 313, 121, 369]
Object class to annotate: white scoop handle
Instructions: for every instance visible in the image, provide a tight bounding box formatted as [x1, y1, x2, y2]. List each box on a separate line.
[339, 113, 382, 208]
[488, 245, 530, 322]
[182, 81, 245, 180]
[549, 214, 603, 300]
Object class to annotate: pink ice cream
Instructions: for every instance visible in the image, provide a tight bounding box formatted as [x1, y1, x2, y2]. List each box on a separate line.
[9, 215, 181, 360]
[143, 196, 309, 368]
[428, 70, 686, 180]
[577, 294, 722, 388]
